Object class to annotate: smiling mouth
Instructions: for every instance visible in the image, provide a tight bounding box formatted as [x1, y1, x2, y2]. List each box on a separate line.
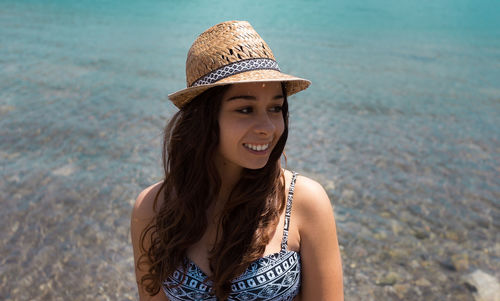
[243, 143, 270, 152]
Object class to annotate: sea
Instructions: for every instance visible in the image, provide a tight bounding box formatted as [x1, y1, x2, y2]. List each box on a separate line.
[1, 0, 499, 300]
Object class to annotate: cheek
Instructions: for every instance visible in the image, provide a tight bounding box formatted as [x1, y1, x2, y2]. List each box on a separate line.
[275, 117, 285, 137]
[218, 118, 243, 148]
[220, 117, 251, 138]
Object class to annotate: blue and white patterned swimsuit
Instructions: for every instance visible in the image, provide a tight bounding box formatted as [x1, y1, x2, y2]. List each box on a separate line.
[163, 172, 300, 301]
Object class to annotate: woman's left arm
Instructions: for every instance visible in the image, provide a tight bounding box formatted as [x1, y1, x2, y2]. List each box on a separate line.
[295, 176, 344, 301]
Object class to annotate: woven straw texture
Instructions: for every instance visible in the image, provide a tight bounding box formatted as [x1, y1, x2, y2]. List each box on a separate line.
[168, 20, 310, 108]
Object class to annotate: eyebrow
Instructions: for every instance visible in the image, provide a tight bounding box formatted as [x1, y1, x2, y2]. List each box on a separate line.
[226, 94, 284, 101]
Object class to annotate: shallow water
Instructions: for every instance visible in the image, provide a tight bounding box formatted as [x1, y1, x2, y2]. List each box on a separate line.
[1, 0, 499, 300]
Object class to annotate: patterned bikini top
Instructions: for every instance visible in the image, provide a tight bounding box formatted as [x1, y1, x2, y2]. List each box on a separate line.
[163, 172, 300, 301]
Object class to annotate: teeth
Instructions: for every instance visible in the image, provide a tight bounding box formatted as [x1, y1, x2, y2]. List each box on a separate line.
[244, 143, 269, 151]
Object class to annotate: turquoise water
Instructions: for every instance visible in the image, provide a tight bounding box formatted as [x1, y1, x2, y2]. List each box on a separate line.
[1, 0, 499, 300]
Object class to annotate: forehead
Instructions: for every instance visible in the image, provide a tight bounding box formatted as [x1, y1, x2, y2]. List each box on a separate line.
[223, 82, 283, 97]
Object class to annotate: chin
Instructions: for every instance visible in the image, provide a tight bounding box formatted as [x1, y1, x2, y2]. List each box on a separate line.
[243, 160, 271, 170]
[246, 165, 267, 170]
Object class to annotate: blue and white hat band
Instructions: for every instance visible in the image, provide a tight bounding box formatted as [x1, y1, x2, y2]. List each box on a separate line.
[190, 58, 281, 87]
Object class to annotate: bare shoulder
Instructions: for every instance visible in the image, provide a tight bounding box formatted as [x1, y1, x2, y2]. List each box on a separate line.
[282, 170, 336, 237]
[132, 180, 166, 221]
[131, 180, 170, 301]
[284, 171, 344, 300]
[284, 170, 334, 218]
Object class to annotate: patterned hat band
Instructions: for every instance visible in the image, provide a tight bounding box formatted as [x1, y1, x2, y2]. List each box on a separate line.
[190, 58, 280, 87]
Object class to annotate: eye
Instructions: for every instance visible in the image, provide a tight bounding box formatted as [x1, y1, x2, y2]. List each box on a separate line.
[236, 107, 253, 114]
[270, 105, 283, 113]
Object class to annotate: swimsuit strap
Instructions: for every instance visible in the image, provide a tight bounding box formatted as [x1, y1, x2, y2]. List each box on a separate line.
[280, 171, 299, 252]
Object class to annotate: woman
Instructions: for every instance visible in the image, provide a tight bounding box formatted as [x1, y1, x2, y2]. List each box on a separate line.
[131, 21, 343, 301]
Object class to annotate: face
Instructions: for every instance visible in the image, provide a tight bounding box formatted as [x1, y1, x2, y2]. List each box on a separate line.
[215, 82, 285, 174]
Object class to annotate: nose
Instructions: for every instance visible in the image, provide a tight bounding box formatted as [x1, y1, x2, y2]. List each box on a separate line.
[253, 111, 276, 136]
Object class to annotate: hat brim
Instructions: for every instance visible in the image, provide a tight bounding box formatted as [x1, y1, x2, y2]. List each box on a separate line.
[168, 69, 311, 109]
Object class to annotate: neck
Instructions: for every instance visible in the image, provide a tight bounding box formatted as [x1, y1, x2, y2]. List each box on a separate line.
[218, 165, 242, 201]
[213, 156, 243, 212]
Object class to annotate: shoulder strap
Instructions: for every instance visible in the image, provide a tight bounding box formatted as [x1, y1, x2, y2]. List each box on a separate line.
[280, 171, 298, 252]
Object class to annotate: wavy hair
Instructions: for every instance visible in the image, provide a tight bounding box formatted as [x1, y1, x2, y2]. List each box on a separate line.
[138, 83, 289, 299]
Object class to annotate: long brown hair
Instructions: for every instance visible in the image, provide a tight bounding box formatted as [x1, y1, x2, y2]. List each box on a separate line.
[138, 83, 289, 299]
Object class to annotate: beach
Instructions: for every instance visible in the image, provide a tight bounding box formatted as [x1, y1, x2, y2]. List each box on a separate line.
[1, 0, 499, 300]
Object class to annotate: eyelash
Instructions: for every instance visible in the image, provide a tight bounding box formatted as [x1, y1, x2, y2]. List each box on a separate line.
[272, 106, 283, 113]
[236, 106, 283, 114]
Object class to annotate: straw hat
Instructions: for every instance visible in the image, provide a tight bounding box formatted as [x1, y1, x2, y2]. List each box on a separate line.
[168, 20, 311, 108]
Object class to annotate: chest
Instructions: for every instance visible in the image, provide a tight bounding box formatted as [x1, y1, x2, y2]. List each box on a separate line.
[186, 214, 286, 277]
[186, 203, 301, 277]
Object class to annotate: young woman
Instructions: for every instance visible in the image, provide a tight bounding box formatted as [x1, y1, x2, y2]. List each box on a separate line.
[130, 21, 343, 301]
